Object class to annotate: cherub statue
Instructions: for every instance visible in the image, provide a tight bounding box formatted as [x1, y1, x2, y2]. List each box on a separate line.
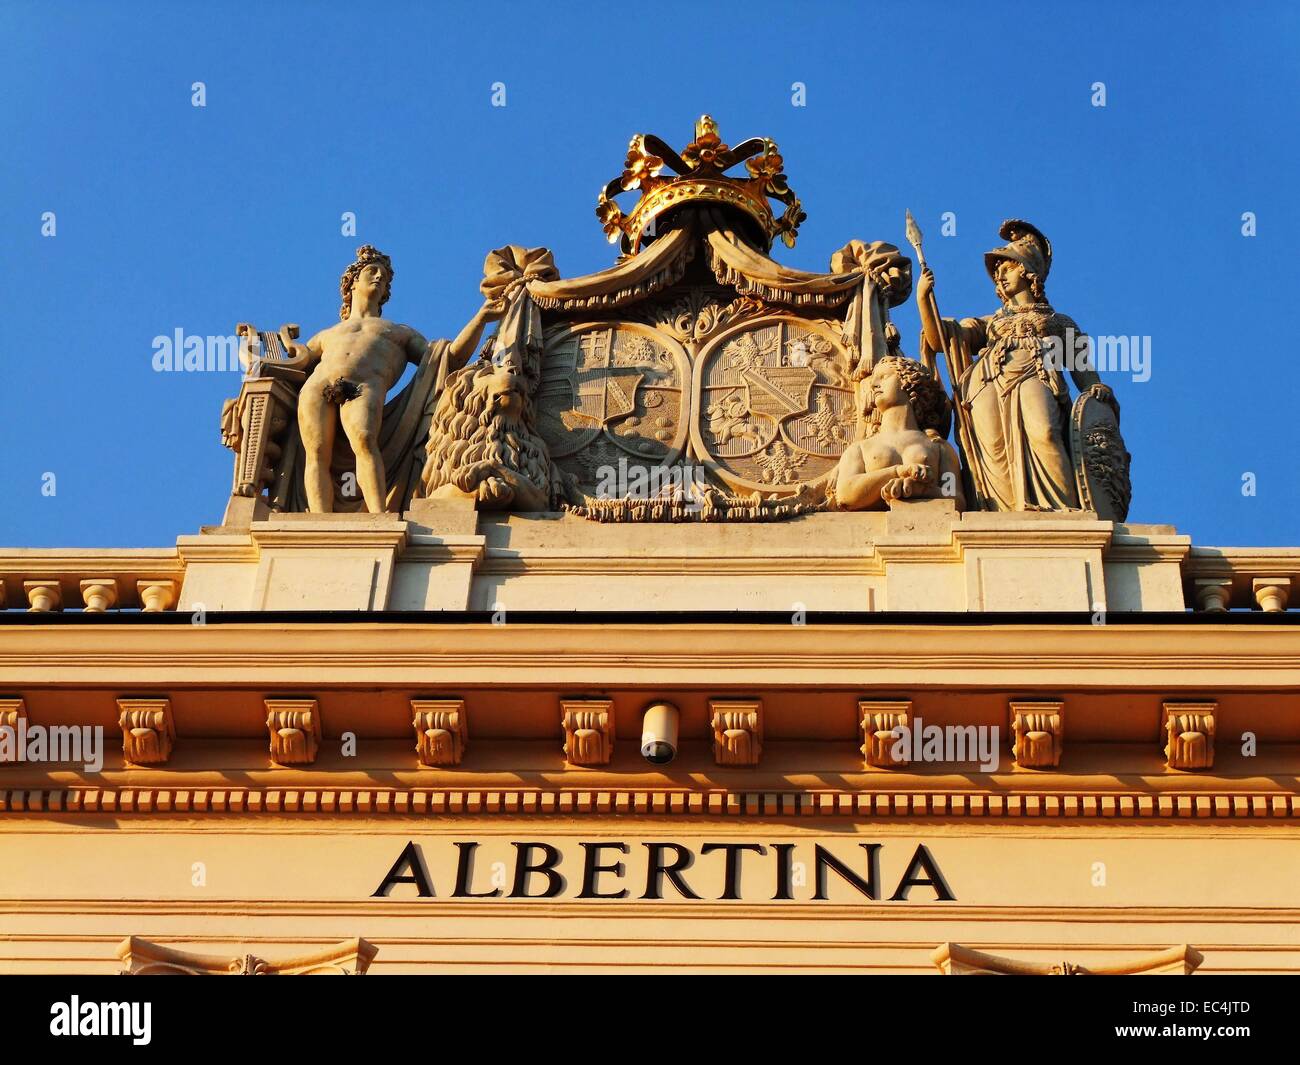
[834, 355, 964, 511]
[289, 245, 504, 513]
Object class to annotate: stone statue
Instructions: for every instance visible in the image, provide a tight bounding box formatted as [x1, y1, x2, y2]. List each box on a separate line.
[419, 357, 573, 511]
[834, 355, 964, 511]
[417, 245, 577, 512]
[915, 220, 1118, 512]
[289, 245, 503, 513]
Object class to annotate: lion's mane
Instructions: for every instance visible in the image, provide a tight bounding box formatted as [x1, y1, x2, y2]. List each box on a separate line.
[419, 359, 567, 509]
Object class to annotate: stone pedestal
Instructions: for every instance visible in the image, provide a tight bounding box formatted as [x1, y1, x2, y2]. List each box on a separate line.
[249, 515, 407, 611]
[174, 505, 1194, 614]
[390, 498, 485, 610]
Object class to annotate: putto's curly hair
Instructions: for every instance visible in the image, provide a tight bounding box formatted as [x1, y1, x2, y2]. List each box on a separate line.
[339, 245, 394, 320]
[863, 355, 952, 439]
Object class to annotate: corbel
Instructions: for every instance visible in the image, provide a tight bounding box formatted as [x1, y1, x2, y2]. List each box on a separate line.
[411, 698, 467, 766]
[265, 698, 321, 766]
[709, 698, 763, 766]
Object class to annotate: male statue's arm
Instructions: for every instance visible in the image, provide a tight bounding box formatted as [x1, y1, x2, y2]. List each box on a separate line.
[444, 298, 507, 372]
[287, 331, 326, 373]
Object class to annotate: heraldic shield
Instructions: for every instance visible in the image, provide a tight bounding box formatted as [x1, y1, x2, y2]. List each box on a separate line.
[691, 316, 857, 494]
[1071, 391, 1132, 522]
[537, 322, 692, 496]
[535, 314, 858, 499]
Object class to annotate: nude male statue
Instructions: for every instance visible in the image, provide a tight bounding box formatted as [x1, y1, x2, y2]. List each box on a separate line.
[290, 245, 503, 513]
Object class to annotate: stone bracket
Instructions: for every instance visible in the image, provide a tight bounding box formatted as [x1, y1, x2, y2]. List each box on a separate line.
[859, 699, 911, 768]
[1010, 700, 1065, 769]
[1163, 701, 1216, 771]
[412, 698, 467, 766]
[0, 698, 28, 765]
[117, 698, 176, 765]
[265, 698, 322, 766]
[710, 699, 763, 766]
[561, 698, 614, 766]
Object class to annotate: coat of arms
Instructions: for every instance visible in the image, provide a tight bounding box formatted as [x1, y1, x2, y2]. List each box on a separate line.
[537, 323, 690, 495]
[692, 317, 855, 492]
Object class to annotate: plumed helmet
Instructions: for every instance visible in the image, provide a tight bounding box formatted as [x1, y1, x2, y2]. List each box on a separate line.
[983, 219, 1052, 284]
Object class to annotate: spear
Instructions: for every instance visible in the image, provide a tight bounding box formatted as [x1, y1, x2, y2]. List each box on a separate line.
[905, 209, 947, 382]
[905, 210, 984, 504]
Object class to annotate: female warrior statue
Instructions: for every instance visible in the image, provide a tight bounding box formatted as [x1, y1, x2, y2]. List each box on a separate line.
[915, 220, 1116, 512]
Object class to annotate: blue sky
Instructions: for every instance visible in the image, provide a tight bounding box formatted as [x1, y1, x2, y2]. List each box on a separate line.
[1, 0, 1296, 546]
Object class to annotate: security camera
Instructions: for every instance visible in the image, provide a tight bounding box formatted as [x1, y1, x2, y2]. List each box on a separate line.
[640, 701, 680, 764]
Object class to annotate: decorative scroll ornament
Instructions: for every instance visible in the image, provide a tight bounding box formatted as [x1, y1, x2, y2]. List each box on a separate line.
[118, 936, 377, 976]
[933, 942, 1203, 977]
[0, 698, 27, 765]
[597, 115, 806, 255]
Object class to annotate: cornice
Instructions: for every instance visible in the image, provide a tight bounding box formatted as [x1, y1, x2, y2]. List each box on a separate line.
[1, 621, 1296, 687]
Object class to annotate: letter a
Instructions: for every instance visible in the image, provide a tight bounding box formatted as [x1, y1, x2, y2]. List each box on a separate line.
[372, 841, 435, 897]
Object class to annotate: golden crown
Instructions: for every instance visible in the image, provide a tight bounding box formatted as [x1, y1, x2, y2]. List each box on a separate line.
[597, 115, 805, 255]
